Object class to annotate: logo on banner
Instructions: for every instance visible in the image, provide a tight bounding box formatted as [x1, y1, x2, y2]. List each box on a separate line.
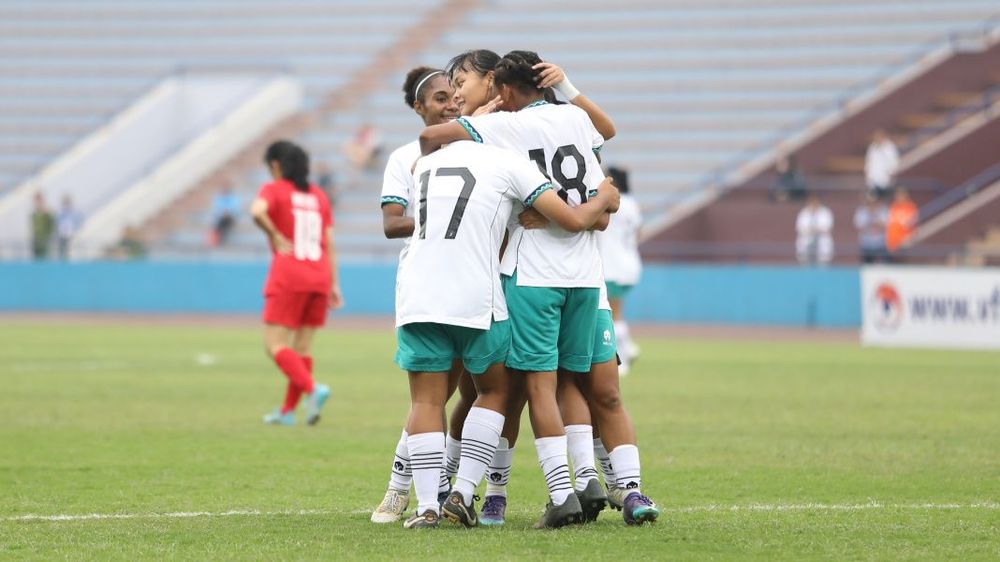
[871, 282, 903, 332]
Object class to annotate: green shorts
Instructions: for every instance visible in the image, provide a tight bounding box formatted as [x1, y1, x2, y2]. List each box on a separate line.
[395, 319, 510, 375]
[592, 309, 618, 364]
[502, 270, 599, 373]
[606, 281, 634, 300]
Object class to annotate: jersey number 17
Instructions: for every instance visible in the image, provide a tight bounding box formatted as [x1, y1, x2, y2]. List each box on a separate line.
[417, 167, 477, 240]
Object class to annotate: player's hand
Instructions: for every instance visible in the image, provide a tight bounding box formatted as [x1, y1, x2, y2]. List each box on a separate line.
[518, 207, 549, 230]
[270, 232, 293, 255]
[329, 285, 344, 310]
[533, 62, 565, 90]
[598, 179, 621, 212]
[472, 95, 502, 116]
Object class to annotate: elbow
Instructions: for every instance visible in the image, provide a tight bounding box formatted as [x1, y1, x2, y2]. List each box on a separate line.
[418, 131, 437, 155]
[601, 123, 617, 141]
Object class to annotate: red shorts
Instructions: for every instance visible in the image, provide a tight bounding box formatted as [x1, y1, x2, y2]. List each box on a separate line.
[263, 291, 329, 329]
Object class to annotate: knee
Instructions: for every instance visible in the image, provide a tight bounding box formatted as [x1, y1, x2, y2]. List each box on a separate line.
[592, 386, 622, 412]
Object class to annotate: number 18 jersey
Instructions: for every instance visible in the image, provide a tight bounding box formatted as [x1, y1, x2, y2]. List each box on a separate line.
[396, 141, 552, 330]
[257, 179, 333, 296]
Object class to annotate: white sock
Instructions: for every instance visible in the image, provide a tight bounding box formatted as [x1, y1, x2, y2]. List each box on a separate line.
[614, 320, 631, 354]
[387, 429, 411, 492]
[609, 444, 641, 495]
[454, 407, 504, 506]
[566, 425, 599, 491]
[407, 432, 445, 515]
[594, 438, 616, 489]
[535, 435, 573, 506]
[485, 438, 513, 497]
[440, 434, 461, 493]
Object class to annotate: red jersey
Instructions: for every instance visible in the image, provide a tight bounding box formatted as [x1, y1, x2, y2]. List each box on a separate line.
[258, 179, 333, 295]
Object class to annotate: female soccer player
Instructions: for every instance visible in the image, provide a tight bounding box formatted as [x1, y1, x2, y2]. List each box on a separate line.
[421, 50, 659, 527]
[251, 140, 342, 426]
[371, 66, 469, 523]
[399, 137, 618, 529]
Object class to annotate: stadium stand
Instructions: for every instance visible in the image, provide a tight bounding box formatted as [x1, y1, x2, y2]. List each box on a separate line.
[1, 0, 997, 260]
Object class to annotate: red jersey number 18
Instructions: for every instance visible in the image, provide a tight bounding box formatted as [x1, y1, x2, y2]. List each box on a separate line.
[292, 209, 323, 261]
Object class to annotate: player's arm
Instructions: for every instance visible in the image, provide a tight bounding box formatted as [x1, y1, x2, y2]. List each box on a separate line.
[250, 198, 291, 254]
[531, 177, 620, 233]
[518, 208, 611, 231]
[327, 227, 344, 309]
[419, 121, 472, 155]
[534, 62, 616, 140]
[381, 203, 414, 238]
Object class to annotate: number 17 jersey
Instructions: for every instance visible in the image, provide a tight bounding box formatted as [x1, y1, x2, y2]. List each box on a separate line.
[396, 141, 552, 330]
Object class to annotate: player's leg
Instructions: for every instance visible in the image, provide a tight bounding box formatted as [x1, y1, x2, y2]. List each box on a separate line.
[480, 376, 526, 526]
[503, 273, 582, 528]
[291, 322, 330, 426]
[558, 369, 605, 522]
[608, 282, 638, 373]
[443, 366, 475, 498]
[441, 321, 511, 527]
[578, 309, 659, 525]
[261, 293, 313, 425]
[591, 422, 620, 509]
[396, 322, 454, 529]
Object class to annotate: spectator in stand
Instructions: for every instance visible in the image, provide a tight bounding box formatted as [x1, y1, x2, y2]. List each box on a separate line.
[342, 122, 383, 189]
[112, 225, 147, 260]
[853, 193, 888, 263]
[886, 187, 918, 259]
[864, 129, 899, 200]
[30, 192, 55, 260]
[210, 184, 240, 246]
[772, 152, 807, 202]
[316, 162, 337, 208]
[795, 192, 834, 265]
[56, 195, 83, 260]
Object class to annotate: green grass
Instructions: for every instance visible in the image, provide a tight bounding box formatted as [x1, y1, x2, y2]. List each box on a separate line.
[0, 321, 997, 561]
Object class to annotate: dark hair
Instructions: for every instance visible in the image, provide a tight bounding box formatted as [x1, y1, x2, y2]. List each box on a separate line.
[445, 49, 500, 82]
[264, 140, 310, 192]
[493, 50, 544, 96]
[403, 66, 445, 108]
[607, 166, 630, 194]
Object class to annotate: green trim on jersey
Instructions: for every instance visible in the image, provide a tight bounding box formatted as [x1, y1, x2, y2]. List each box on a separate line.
[524, 99, 549, 109]
[524, 183, 553, 206]
[457, 117, 482, 143]
[380, 195, 408, 208]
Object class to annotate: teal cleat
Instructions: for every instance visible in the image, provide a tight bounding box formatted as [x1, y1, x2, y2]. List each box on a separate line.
[305, 384, 331, 426]
[263, 408, 295, 426]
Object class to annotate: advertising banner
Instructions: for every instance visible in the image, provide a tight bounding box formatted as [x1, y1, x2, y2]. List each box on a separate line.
[861, 266, 1000, 350]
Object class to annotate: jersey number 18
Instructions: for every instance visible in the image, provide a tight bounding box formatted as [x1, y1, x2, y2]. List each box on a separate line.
[291, 209, 323, 261]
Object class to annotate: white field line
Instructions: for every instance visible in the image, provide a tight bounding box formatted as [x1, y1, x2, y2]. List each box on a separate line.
[3, 502, 997, 523]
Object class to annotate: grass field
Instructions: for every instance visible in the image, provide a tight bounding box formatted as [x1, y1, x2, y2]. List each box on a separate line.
[0, 320, 998, 561]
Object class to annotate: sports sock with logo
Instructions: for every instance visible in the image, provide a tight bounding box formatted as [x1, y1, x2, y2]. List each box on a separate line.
[609, 444, 642, 494]
[454, 407, 504, 506]
[388, 429, 411, 492]
[407, 432, 445, 515]
[485, 438, 513, 497]
[566, 424, 599, 491]
[535, 435, 573, 506]
[593, 438, 617, 488]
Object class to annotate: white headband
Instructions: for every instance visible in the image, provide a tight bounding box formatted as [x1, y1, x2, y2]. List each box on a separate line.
[413, 71, 443, 100]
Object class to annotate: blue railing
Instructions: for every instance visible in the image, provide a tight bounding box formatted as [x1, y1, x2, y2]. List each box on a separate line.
[919, 161, 1000, 222]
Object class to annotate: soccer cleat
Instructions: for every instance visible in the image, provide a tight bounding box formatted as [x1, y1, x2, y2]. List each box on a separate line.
[622, 492, 660, 525]
[305, 384, 330, 426]
[441, 491, 478, 528]
[371, 488, 410, 523]
[606, 485, 626, 511]
[576, 478, 608, 522]
[533, 492, 583, 529]
[479, 495, 507, 526]
[263, 408, 295, 426]
[402, 509, 440, 529]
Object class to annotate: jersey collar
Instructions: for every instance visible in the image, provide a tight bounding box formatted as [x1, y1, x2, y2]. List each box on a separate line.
[523, 99, 549, 110]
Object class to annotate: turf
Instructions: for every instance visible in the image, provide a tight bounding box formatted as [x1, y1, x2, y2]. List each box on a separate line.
[0, 321, 997, 561]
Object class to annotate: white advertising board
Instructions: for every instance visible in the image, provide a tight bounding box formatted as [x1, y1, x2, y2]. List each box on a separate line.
[861, 266, 1000, 350]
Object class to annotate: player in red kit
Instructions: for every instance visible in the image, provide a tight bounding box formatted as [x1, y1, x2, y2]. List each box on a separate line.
[251, 140, 343, 426]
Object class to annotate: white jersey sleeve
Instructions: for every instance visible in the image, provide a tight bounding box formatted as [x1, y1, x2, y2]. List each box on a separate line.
[380, 141, 420, 210]
[598, 194, 642, 286]
[505, 153, 554, 206]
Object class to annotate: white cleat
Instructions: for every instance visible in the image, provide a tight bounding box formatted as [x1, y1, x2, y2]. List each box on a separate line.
[371, 488, 410, 523]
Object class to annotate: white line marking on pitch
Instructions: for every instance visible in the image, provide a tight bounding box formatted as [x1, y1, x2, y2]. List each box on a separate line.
[2, 502, 996, 523]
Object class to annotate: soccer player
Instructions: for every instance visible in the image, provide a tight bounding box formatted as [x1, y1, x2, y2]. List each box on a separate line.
[371, 66, 465, 524]
[397, 140, 619, 529]
[598, 166, 643, 374]
[421, 50, 659, 526]
[250, 140, 342, 426]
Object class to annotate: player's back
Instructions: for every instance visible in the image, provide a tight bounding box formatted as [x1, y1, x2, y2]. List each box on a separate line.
[258, 179, 332, 295]
[396, 141, 550, 329]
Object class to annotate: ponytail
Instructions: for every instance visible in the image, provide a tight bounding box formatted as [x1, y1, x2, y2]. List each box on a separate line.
[264, 140, 310, 192]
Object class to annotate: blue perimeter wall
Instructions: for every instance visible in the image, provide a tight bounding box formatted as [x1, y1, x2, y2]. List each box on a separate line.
[0, 262, 861, 328]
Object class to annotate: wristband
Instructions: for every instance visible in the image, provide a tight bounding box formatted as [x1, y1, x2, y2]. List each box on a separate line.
[554, 76, 581, 101]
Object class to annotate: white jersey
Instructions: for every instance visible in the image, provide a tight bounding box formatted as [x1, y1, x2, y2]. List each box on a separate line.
[458, 101, 606, 288]
[396, 141, 552, 329]
[380, 140, 420, 263]
[598, 194, 642, 286]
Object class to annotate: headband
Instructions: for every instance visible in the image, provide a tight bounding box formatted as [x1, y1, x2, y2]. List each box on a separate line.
[413, 70, 443, 101]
